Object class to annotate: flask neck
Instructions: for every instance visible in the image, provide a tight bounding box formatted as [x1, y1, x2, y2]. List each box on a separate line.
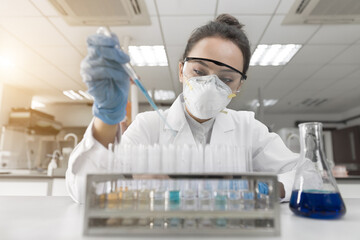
[299, 122, 325, 160]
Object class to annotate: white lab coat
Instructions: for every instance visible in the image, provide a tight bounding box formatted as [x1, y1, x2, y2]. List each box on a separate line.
[66, 95, 299, 204]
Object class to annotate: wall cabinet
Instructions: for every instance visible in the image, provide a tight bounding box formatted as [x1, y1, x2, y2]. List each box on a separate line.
[332, 126, 360, 174]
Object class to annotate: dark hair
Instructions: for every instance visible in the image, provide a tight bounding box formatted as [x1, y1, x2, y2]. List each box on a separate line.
[182, 14, 251, 74]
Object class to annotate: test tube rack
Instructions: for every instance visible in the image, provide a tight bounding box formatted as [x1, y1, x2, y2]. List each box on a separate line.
[83, 173, 280, 237]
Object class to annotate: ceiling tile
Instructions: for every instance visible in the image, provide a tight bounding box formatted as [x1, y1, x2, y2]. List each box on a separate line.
[309, 25, 360, 44]
[331, 44, 360, 64]
[133, 66, 173, 89]
[50, 16, 163, 47]
[21, 55, 83, 90]
[289, 45, 347, 64]
[233, 15, 272, 48]
[111, 16, 163, 45]
[0, 69, 48, 92]
[0, 17, 68, 46]
[160, 16, 212, 46]
[131, 66, 175, 103]
[31, 0, 59, 16]
[295, 64, 359, 92]
[57, 65, 86, 88]
[326, 89, 360, 112]
[0, 0, 41, 17]
[246, 66, 282, 86]
[316, 69, 360, 98]
[260, 15, 320, 44]
[218, 0, 279, 14]
[263, 64, 321, 98]
[276, 0, 296, 14]
[32, 46, 83, 67]
[156, 0, 216, 15]
[144, 0, 157, 16]
[48, 17, 100, 46]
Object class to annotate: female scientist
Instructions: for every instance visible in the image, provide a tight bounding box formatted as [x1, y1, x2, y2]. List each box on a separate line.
[66, 14, 299, 204]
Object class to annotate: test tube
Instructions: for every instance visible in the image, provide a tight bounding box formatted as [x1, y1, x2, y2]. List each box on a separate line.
[196, 178, 212, 228]
[241, 178, 255, 228]
[214, 179, 228, 227]
[151, 179, 166, 228]
[166, 144, 177, 174]
[225, 145, 235, 173]
[122, 144, 132, 173]
[228, 179, 242, 228]
[167, 179, 181, 228]
[255, 180, 271, 210]
[191, 144, 204, 173]
[204, 145, 213, 173]
[181, 180, 196, 210]
[148, 144, 161, 173]
[176, 144, 191, 173]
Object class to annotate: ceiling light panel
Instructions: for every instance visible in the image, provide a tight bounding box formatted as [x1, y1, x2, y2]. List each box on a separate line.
[129, 45, 168, 66]
[250, 44, 302, 66]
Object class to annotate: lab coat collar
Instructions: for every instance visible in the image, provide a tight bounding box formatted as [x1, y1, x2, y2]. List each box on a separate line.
[210, 109, 236, 145]
[165, 94, 196, 145]
[165, 94, 236, 145]
[165, 94, 187, 131]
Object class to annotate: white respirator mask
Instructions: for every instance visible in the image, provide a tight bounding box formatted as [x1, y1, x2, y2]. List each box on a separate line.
[183, 74, 236, 120]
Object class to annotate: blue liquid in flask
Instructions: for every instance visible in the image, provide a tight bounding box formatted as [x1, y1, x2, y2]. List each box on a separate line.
[289, 190, 346, 219]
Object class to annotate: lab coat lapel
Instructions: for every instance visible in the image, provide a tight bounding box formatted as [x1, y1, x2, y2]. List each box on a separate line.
[163, 95, 196, 145]
[210, 110, 236, 145]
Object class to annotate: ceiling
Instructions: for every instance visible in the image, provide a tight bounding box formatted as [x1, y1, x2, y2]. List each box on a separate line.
[0, 0, 360, 114]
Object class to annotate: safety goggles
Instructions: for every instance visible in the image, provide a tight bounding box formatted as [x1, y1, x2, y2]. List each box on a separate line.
[182, 57, 247, 92]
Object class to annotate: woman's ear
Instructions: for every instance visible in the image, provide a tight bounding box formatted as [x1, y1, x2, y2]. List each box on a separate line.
[178, 62, 184, 83]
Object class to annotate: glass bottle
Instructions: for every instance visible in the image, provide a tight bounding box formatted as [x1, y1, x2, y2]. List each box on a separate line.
[289, 122, 346, 219]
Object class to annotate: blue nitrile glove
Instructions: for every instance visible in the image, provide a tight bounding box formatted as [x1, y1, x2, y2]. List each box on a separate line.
[258, 182, 269, 195]
[80, 33, 130, 125]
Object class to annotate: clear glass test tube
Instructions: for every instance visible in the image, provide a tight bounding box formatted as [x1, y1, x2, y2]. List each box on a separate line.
[214, 179, 228, 227]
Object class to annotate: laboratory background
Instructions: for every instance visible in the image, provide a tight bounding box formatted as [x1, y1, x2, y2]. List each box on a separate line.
[0, 0, 360, 239]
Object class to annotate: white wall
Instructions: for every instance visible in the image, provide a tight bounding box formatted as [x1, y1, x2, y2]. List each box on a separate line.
[0, 84, 33, 127]
[39, 101, 360, 130]
[263, 112, 344, 132]
[342, 105, 360, 127]
[42, 103, 93, 127]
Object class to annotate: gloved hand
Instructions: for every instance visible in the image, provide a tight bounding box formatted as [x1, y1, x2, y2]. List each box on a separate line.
[80, 33, 130, 125]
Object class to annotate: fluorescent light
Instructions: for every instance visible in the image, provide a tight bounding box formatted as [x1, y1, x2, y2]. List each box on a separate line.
[78, 90, 94, 101]
[0, 55, 15, 68]
[250, 44, 302, 66]
[249, 99, 278, 108]
[129, 45, 168, 66]
[31, 100, 45, 109]
[154, 90, 175, 101]
[63, 90, 83, 100]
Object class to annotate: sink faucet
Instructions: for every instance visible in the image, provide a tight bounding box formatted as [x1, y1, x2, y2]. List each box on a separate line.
[64, 133, 78, 148]
[47, 150, 63, 176]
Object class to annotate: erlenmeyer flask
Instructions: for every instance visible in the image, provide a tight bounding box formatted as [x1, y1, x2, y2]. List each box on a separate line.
[289, 122, 346, 219]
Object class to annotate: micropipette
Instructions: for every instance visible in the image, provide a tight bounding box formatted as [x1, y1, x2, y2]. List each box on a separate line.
[96, 27, 176, 135]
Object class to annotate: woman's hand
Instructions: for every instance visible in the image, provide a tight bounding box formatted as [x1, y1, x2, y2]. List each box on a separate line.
[81, 33, 130, 125]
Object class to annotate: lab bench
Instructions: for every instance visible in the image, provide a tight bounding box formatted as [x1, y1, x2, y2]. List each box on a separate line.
[0, 169, 67, 196]
[0, 196, 359, 240]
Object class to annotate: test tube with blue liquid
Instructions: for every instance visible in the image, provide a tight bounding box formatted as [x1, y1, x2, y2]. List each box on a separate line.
[167, 179, 181, 228]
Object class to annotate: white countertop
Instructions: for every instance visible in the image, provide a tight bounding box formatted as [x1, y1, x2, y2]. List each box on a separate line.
[0, 169, 65, 179]
[0, 196, 359, 240]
